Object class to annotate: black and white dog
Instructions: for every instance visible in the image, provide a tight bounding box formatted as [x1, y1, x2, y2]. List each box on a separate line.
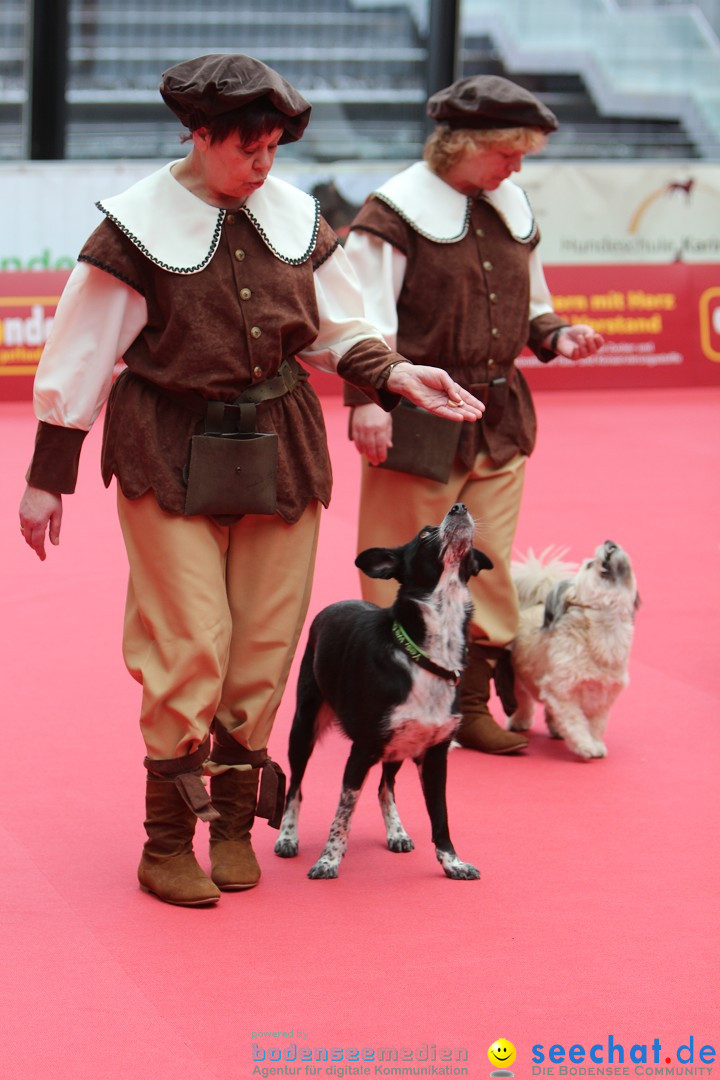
[274, 503, 492, 880]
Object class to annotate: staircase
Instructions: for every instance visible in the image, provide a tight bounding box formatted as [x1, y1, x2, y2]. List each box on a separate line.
[461, 0, 720, 159]
[2, 0, 718, 162]
[65, 0, 428, 161]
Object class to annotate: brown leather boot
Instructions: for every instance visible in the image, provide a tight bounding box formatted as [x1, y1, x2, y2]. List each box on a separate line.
[138, 780, 221, 906]
[457, 643, 528, 754]
[138, 737, 220, 907]
[209, 768, 262, 890]
[207, 724, 286, 889]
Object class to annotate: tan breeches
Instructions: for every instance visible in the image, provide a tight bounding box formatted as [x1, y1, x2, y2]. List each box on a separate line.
[116, 491, 321, 761]
[356, 451, 526, 647]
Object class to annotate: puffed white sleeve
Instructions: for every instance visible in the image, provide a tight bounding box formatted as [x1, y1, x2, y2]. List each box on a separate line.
[297, 241, 392, 373]
[342, 230, 406, 350]
[528, 246, 556, 321]
[33, 261, 148, 429]
[26, 262, 148, 493]
[298, 242, 409, 410]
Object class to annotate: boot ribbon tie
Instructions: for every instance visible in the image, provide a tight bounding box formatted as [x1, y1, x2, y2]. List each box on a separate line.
[256, 758, 286, 830]
[144, 736, 220, 822]
[173, 773, 220, 822]
[209, 725, 286, 829]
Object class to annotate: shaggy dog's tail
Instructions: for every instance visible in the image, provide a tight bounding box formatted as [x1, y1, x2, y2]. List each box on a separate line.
[511, 547, 578, 610]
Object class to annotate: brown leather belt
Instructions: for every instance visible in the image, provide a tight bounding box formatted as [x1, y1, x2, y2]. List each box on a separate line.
[469, 368, 514, 427]
[130, 357, 308, 432]
[469, 365, 515, 397]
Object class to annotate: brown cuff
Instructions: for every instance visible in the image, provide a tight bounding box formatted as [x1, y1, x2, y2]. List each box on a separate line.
[528, 314, 569, 364]
[342, 382, 374, 407]
[144, 735, 220, 822]
[336, 339, 404, 413]
[209, 723, 286, 829]
[25, 421, 88, 494]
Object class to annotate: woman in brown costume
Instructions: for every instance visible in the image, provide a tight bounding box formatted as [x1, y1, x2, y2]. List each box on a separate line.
[18, 55, 483, 906]
[344, 76, 603, 755]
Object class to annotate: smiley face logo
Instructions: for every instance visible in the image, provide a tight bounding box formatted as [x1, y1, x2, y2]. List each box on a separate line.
[488, 1039, 517, 1070]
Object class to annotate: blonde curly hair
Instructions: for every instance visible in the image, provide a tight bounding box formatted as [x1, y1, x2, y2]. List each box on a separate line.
[424, 125, 548, 177]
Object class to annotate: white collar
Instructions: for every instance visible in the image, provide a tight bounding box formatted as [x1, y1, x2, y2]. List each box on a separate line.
[373, 161, 537, 244]
[97, 162, 320, 273]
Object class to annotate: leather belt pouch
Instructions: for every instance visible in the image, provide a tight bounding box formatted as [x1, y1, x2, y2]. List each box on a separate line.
[183, 401, 277, 517]
[376, 402, 461, 484]
[472, 376, 509, 428]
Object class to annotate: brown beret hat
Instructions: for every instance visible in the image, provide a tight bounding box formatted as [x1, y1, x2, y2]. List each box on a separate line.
[160, 54, 311, 143]
[427, 75, 558, 133]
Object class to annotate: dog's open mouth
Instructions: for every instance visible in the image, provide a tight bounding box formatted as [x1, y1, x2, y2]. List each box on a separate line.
[598, 540, 631, 583]
[600, 541, 618, 579]
[440, 503, 475, 558]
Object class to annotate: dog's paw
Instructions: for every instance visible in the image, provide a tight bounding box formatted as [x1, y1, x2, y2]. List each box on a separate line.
[274, 837, 299, 858]
[437, 851, 481, 880]
[508, 712, 533, 732]
[544, 710, 561, 738]
[387, 834, 415, 853]
[568, 737, 607, 760]
[308, 858, 339, 879]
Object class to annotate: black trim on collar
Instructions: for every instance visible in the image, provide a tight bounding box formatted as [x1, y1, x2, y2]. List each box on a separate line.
[244, 197, 320, 265]
[477, 188, 538, 244]
[97, 200, 225, 275]
[374, 192, 472, 245]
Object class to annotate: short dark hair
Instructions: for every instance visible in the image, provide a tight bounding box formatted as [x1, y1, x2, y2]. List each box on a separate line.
[183, 96, 288, 145]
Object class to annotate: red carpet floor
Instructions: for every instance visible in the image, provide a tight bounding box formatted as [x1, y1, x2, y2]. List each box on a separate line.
[1, 387, 718, 1080]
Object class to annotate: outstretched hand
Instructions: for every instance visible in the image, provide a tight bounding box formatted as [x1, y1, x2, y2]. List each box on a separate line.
[554, 325, 605, 360]
[385, 363, 484, 422]
[19, 485, 63, 561]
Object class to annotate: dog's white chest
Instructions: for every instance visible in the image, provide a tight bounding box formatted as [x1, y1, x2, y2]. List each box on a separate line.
[382, 587, 466, 761]
[383, 675, 459, 761]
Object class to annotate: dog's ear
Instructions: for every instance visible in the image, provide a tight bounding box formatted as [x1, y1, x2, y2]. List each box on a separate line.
[542, 579, 573, 628]
[462, 548, 493, 580]
[355, 546, 402, 581]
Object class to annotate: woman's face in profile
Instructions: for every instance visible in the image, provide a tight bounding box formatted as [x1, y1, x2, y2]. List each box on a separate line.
[443, 144, 527, 195]
[193, 125, 285, 204]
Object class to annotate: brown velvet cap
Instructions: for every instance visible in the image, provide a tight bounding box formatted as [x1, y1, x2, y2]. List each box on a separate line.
[160, 54, 311, 143]
[427, 75, 558, 133]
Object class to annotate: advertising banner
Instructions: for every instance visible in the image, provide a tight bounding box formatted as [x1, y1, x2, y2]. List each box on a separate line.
[0, 271, 70, 399]
[1, 160, 719, 398]
[519, 262, 720, 391]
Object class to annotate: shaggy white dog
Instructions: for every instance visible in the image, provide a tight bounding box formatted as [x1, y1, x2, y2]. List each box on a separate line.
[508, 541, 640, 759]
